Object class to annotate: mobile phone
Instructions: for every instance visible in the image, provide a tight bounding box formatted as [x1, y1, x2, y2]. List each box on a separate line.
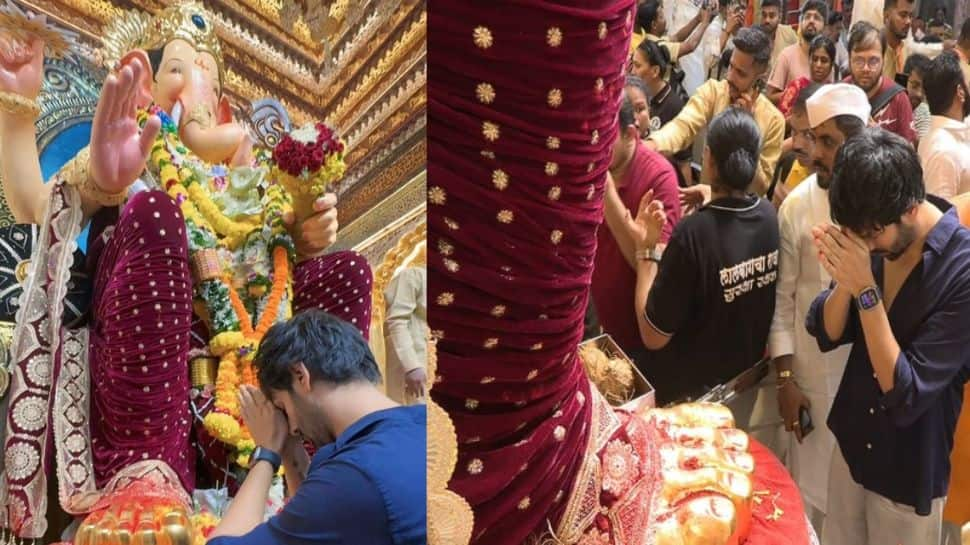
[799, 405, 814, 437]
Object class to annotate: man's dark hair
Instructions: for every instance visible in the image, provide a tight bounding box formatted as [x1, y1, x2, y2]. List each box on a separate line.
[618, 93, 637, 136]
[637, 0, 661, 33]
[707, 107, 762, 190]
[923, 51, 965, 115]
[637, 39, 671, 72]
[791, 82, 823, 115]
[761, 0, 782, 11]
[802, 0, 829, 21]
[833, 114, 867, 139]
[884, 0, 914, 10]
[809, 35, 837, 62]
[904, 52, 931, 76]
[848, 20, 886, 54]
[625, 74, 651, 100]
[254, 310, 381, 395]
[733, 26, 772, 67]
[828, 11, 844, 25]
[829, 128, 925, 233]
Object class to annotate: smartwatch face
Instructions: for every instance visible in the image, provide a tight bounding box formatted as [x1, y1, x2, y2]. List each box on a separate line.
[858, 287, 880, 309]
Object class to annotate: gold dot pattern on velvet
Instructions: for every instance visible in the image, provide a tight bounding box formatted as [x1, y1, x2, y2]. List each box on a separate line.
[476, 82, 496, 104]
[546, 136, 560, 150]
[437, 292, 455, 306]
[490, 304, 506, 317]
[429, 186, 446, 205]
[468, 458, 484, 475]
[598, 21, 608, 39]
[527, 369, 539, 380]
[591, 130, 600, 145]
[595, 77, 605, 93]
[473, 26, 493, 49]
[465, 398, 480, 410]
[531, 342, 543, 351]
[492, 169, 509, 190]
[483, 337, 499, 349]
[547, 88, 563, 108]
[497, 209, 514, 223]
[480, 376, 496, 384]
[554, 425, 566, 441]
[444, 217, 460, 230]
[443, 258, 460, 273]
[518, 496, 531, 510]
[548, 186, 562, 201]
[482, 121, 500, 141]
[551, 230, 564, 245]
[481, 149, 496, 159]
[546, 26, 563, 47]
[545, 162, 559, 176]
[438, 239, 454, 256]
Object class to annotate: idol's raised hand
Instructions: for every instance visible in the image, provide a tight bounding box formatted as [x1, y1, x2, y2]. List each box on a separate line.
[89, 56, 161, 196]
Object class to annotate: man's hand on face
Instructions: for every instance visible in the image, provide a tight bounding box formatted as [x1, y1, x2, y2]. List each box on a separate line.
[812, 224, 875, 297]
[239, 385, 289, 453]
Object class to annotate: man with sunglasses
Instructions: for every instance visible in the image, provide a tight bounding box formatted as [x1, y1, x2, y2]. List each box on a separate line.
[845, 21, 916, 143]
[807, 127, 970, 545]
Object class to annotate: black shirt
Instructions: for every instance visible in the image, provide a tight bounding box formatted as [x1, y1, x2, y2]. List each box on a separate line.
[649, 83, 691, 183]
[806, 204, 970, 515]
[642, 195, 780, 405]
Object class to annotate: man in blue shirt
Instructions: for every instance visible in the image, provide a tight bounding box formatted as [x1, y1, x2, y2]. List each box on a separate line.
[206, 310, 427, 545]
[808, 128, 970, 545]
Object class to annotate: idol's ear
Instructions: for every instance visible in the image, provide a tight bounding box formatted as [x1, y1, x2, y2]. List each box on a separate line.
[215, 94, 233, 125]
[117, 49, 154, 109]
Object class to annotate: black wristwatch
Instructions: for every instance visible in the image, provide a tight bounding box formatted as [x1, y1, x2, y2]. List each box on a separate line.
[250, 446, 282, 473]
[856, 285, 882, 311]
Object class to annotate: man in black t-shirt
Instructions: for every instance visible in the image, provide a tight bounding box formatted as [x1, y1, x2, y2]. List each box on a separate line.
[626, 108, 780, 405]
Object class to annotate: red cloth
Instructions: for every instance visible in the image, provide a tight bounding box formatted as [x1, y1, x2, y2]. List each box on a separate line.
[746, 439, 811, 545]
[592, 141, 680, 350]
[429, 1, 635, 543]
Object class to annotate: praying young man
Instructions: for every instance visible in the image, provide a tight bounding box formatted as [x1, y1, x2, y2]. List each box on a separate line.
[206, 311, 427, 545]
[808, 128, 970, 545]
[769, 82, 868, 534]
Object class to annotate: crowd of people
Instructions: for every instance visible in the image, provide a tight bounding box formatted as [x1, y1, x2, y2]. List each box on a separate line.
[585, 0, 970, 542]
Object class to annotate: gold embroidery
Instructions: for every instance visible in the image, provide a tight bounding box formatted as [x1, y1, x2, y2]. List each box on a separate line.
[587, 184, 596, 200]
[429, 186, 447, 205]
[483, 337, 499, 349]
[443, 258, 460, 273]
[465, 399, 479, 410]
[431, 329, 445, 340]
[436, 292, 455, 306]
[546, 26, 563, 47]
[492, 169, 509, 190]
[551, 230, 564, 245]
[444, 217, 460, 230]
[546, 136, 561, 150]
[497, 209, 514, 223]
[467, 458, 484, 474]
[545, 162, 559, 176]
[481, 150, 496, 159]
[438, 239, 455, 256]
[595, 78, 605, 93]
[476, 82, 496, 104]
[547, 88, 563, 108]
[465, 436, 481, 444]
[480, 376, 496, 384]
[554, 425, 566, 441]
[527, 369, 539, 380]
[591, 130, 600, 145]
[482, 121, 501, 141]
[473, 26, 493, 49]
[531, 342, 543, 351]
[548, 186, 562, 201]
[598, 22, 608, 39]
[490, 305, 507, 317]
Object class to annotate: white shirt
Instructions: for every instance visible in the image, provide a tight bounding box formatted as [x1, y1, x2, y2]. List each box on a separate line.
[384, 267, 428, 404]
[768, 175, 850, 513]
[918, 115, 970, 200]
[682, 14, 724, 94]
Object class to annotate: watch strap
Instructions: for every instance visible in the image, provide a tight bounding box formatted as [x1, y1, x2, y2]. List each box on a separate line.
[251, 446, 282, 473]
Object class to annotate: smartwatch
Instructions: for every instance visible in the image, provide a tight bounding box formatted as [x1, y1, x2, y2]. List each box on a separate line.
[635, 247, 663, 263]
[250, 446, 282, 473]
[856, 286, 882, 311]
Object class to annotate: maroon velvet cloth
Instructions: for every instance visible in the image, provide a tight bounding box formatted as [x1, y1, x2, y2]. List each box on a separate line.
[88, 190, 195, 491]
[428, 2, 635, 543]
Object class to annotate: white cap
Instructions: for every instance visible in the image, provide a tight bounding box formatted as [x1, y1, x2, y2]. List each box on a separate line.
[806, 83, 872, 129]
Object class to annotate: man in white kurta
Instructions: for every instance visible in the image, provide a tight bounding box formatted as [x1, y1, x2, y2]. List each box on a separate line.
[384, 266, 428, 405]
[767, 83, 870, 534]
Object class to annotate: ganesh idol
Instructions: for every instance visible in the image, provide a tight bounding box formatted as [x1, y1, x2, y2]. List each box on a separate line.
[0, 2, 372, 542]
